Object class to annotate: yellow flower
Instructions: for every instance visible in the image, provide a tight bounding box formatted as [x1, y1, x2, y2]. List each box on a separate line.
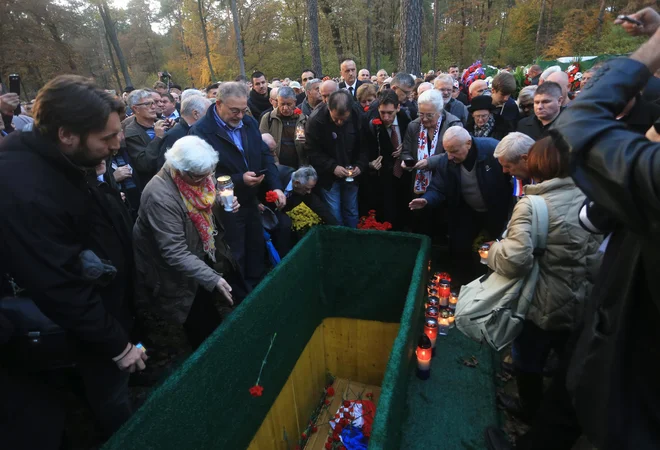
[286, 203, 322, 231]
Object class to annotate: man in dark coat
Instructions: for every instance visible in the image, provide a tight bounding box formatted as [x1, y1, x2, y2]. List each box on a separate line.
[190, 82, 284, 287]
[363, 89, 412, 229]
[279, 165, 338, 225]
[410, 126, 511, 284]
[306, 90, 368, 228]
[247, 71, 271, 118]
[338, 59, 363, 100]
[516, 82, 564, 141]
[0, 75, 147, 449]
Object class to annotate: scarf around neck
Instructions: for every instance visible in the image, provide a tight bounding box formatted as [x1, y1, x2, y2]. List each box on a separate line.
[170, 168, 217, 262]
[414, 116, 442, 194]
[474, 114, 495, 137]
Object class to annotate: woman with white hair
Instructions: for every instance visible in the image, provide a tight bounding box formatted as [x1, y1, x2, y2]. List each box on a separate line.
[517, 85, 537, 118]
[133, 136, 245, 350]
[401, 88, 463, 194]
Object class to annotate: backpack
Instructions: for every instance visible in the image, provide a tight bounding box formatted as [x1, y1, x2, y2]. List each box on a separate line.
[455, 195, 549, 351]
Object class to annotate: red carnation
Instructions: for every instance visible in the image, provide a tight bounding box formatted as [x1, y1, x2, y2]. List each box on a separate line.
[336, 425, 343, 434]
[328, 437, 333, 444]
[333, 434, 340, 442]
[301, 432, 307, 440]
[372, 118, 383, 125]
[325, 443, 332, 450]
[343, 400, 350, 408]
[312, 425, 318, 433]
[327, 386, 335, 396]
[339, 446, 347, 450]
[294, 108, 303, 115]
[249, 384, 263, 397]
[324, 399, 330, 405]
[265, 190, 279, 203]
[364, 105, 370, 112]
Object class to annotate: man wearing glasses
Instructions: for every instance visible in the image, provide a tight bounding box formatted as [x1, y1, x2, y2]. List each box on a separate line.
[190, 82, 285, 288]
[434, 74, 468, 125]
[366, 73, 418, 121]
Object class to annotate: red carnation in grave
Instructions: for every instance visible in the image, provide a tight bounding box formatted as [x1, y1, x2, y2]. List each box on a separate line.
[343, 400, 350, 408]
[366, 392, 374, 400]
[301, 432, 307, 440]
[325, 443, 332, 450]
[339, 446, 347, 450]
[327, 386, 335, 396]
[312, 425, 318, 433]
[333, 433, 340, 442]
[294, 108, 303, 115]
[372, 118, 383, 125]
[328, 436, 334, 444]
[249, 385, 264, 397]
[324, 399, 331, 405]
[265, 190, 279, 203]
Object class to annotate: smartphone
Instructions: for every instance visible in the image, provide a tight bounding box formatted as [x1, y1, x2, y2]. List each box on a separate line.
[258, 168, 268, 175]
[9, 74, 21, 116]
[404, 159, 416, 167]
[617, 15, 643, 26]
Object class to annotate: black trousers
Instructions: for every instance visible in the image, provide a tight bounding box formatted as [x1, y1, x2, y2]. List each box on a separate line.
[221, 204, 265, 288]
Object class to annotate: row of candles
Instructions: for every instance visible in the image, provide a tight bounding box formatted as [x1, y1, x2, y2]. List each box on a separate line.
[416, 271, 458, 380]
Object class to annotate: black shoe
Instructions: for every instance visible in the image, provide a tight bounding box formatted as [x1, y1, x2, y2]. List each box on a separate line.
[485, 427, 514, 450]
[496, 392, 532, 425]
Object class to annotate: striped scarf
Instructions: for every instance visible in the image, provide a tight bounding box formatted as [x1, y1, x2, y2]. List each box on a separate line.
[171, 169, 217, 262]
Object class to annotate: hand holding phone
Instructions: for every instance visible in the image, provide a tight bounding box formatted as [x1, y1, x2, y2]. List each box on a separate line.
[615, 8, 660, 36]
[258, 168, 268, 175]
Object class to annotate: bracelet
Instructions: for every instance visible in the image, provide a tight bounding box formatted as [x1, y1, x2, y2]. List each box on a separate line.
[113, 344, 133, 362]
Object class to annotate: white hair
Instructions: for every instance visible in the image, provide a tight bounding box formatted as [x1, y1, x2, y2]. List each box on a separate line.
[493, 132, 535, 162]
[417, 82, 433, 94]
[291, 166, 318, 184]
[433, 74, 454, 88]
[443, 126, 470, 144]
[517, 86, 538, 105]
[417, 89, 444, 113]
[269, 87, 279, 100]
[181, 89, 204, 101]
[181, 96, 212, 118]
[540, 65, 561, 81]
[164, 136, 219, 174]
[127, 89, 152, 108]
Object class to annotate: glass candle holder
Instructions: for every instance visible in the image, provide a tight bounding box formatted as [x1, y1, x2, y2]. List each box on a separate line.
[447, 311, 455, 329]
[425, 306, 439, 321]
[448, 292, 458, 312]
[425, 296, 440, 310]
[295, 122, 306, 141]
[438, 280, 451, 300]
[416, 334, 432, 380]
[438, 317, 450, 336]
[216, 175, 234, 212]
[346, 165, 355, 182]
[479, 243, 491, 263]
[424, 317, 439, 355]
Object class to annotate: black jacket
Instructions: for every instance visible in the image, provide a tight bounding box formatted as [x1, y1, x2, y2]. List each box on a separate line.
[157, 117, 191, 171]
[248, 88, 272, 119]
[0, 131, 133, 357]
[552, 57, 660, 450]
[124, 119, 163, 183]
[364, 111, 412, 173]
[277, 166, 338, 225]
[305, 102, 368, 189]
[189, 105, 282, 202]
[338, 80, 363, 99]
[620, 95, 660, 135]
[516, 111, 560, 141]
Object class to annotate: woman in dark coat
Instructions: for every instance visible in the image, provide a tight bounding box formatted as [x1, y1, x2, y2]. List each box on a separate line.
[466, 95, 512, 141]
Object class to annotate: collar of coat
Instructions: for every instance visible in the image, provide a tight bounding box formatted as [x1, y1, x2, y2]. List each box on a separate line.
[524, 177, 576, 196]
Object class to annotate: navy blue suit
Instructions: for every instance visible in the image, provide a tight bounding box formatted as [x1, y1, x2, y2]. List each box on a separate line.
[190, 105, 282, 286]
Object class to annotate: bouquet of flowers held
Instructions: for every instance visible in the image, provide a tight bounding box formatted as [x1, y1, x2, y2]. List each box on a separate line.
[566, 63, 581, 93]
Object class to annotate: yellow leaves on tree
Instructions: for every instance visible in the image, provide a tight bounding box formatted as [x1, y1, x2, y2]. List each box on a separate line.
[546, 7, 605, 58]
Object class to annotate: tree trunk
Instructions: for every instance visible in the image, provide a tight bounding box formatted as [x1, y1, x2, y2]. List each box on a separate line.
[432, 0, 439, 70]
[175, 3, 196, 88]
[229, 0, 246, 77]
[105, 32, 123, 93]
[459, 0, 466, 66]
[320, 0, 344, 64]
[99, 1, 132, 88]
[545, 0, 553, 46]
[535, 0, 546, 58]
[366, 0, 373, 71]
[596, 0, 607, 39]
[399, 0, 422, 75]
[197, 0, 217, 81]
[479, 0, 493, 60]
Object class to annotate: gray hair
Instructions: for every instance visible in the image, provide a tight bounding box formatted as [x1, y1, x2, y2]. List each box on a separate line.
[433, 74, 454, 88]
[443, 126, 470, 144]
[493, 132, 535, 162]
[269, 87, 279, 100]
[277, 86, 296, 101]
[181, 89, 204, 101]
[540, 65, 561, 81]
[417, 82, 433, 94]
[181, 95, 212, 118]
[391, 72, 415, 89]
[165, 136, 218, 174]
[217, 81, 249, 102]
[417, 88, 444, 112]
[305, 78, 322, 91]
[377, 69, 388, 77]
[517, 86, 537, 105]
[127, 89, 152, 108]
[291, 166, 318, 184]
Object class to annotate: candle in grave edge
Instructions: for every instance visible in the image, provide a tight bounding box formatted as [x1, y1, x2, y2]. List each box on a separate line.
[416, 334, 432, 380]
[425, 306, 439, 320]
[449, 292, 458, 311]
[438, 280, 451, 298]
[438, 317, 450, 336]
[424, 317, 439, 355]
[425, 296, 440, 310]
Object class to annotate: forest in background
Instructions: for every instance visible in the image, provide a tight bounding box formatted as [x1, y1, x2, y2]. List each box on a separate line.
[0, 0, 650, 99]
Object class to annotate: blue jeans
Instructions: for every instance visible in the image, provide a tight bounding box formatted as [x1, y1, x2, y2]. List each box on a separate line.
[320, 180, 359, 228]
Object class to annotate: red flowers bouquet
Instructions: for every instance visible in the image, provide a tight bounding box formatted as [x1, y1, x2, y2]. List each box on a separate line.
[372, 118, 382, 126]
[357, 210, 392, 231]
[363, 105, 370, 112]
[265, 190, 279, 203]
[566, 63, 581, 92]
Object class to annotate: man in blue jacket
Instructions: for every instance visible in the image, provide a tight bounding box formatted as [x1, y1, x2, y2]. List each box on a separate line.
[190, 82, 285, 287]
[409, 126, 511, 283]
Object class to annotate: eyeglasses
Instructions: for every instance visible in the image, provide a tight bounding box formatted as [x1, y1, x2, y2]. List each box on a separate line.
[227, 107, 249, 115]
[419, 113, 438, 119]
[134, 101, 156, 108]
[184, 171, 210, 183]
[473, 113, 490, 120]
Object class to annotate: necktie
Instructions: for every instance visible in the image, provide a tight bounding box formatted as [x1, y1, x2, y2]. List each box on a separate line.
[349, 86, 354, 96]
[391, 125, 403, 178]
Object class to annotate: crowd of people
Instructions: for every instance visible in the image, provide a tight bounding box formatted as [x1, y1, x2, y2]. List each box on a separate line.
[2, 6, 660, 450]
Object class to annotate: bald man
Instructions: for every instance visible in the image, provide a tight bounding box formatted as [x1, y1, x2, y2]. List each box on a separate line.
[546, 71, 570, 106]
[320, 80, 339, 104]
[409, 126, 511, 283]
[469, 80, 489, 100]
